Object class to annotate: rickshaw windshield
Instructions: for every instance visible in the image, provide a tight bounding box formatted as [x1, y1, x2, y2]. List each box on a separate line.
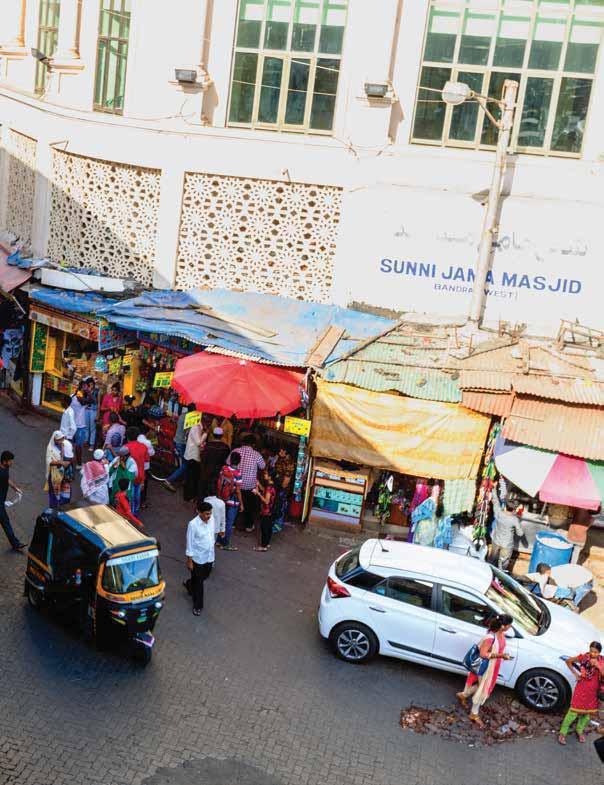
[102, 549, 161, 594]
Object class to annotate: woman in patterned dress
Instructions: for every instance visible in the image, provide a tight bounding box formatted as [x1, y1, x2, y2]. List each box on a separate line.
[559, 641, 604, 745]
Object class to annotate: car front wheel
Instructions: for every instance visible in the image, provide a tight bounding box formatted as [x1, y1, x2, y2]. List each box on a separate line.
[516, 669, 570, 713]
[329, 622, 378, 664]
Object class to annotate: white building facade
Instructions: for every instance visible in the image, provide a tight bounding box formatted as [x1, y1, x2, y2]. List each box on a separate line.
[1, 0, 603, 336]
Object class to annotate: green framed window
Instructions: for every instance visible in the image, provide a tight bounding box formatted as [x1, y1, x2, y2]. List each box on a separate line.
[35, 0, 61, 95]
[94, 0, 131, 114]
[229, 0, 349, 134]
[412, 0, 604, 157]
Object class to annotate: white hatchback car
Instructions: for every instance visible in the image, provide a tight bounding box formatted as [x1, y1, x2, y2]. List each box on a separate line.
[318, 539, 601, 713]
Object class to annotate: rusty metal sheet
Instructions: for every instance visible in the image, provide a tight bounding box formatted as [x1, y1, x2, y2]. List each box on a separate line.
[462, 390, 512, 417]
[503, 396, 604, 460]
[511, 375, 604, 405]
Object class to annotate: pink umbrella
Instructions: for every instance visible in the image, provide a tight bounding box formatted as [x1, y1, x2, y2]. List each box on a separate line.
[539, 454, 602, 511]
[495, 437, 604, 511]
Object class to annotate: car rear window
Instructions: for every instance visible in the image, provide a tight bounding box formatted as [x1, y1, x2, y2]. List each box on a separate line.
[335, 546, 361, 578]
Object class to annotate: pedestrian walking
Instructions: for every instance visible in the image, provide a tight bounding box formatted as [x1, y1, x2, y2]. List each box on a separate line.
[113, 477, 144, 531]
[109, 446, 137, 504]
[456, 614, 514, 727]
[59, 400, 76, 442]
[559, 641, 604, 745]
[229, 434, 265, 533]
[204, 493, 226, 547]
[45, 431, 75, 508]
[199, 426, 230, 499]
[253, 470, 276, 552]
[0, 450, 26, 551]
[183, 421, 207, 502]
[488, 479, 524, 571]
[80, 449, 110, 505]
[83, 376, 99, 449]
[215, 452, 244, 551]
[69, 383, 88, 467]
[272, 447, 294, 533]
[185, 500, 217, 616]
[103, 411, 125, 449]
[137, 429, 155, 507]
[124, 426, 148, 515]
[100, 382, 123, 431]
[162, 403, 196, 492]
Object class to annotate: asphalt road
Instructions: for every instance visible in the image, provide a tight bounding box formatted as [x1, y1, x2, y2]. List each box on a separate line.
[0, 399, 600, 785]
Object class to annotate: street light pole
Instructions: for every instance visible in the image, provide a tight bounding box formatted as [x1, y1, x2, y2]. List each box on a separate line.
[468, 79, 518, 326]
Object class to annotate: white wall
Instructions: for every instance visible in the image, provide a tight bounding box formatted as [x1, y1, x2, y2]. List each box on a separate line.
[0, 0, 603, 334]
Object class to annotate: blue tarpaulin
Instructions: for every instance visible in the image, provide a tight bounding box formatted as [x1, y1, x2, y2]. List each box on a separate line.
[95, 288, 394, 367]
[30, 287, 118, 315]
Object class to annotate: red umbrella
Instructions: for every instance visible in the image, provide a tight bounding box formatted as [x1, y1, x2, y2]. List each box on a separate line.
[172, 352, 304, 419]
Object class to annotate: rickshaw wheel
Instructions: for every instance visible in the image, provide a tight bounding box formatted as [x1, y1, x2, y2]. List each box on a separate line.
[27, 584, 43, 610]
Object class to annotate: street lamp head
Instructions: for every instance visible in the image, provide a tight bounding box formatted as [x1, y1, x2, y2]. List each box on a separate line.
[442, 81, 473, 106]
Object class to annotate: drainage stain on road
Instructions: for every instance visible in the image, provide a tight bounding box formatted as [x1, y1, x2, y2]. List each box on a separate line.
[142, 757, 283, 785]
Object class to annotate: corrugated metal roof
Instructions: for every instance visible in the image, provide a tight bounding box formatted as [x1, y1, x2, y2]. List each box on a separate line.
[324, 361, 461, 402]
[512, 376, 604, 405]
[462, 391, 512, 417]
[503, 396, 604, 460]
[458, 371, 513, 391]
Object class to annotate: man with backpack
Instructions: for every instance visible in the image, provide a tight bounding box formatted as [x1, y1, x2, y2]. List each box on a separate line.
[215, 452, 244, 551]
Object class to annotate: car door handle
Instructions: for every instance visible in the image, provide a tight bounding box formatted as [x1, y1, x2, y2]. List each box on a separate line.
[369, 606, 387, 613]
[439, 627, 457, 634]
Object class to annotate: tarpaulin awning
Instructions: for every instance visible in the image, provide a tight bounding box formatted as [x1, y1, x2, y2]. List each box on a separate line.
[96, 289, 393, 367]
[0, 248, 31, 292]
[494, 436, 604, 510]
[310, 379, 490, 480]
[30, 287, 118, 315]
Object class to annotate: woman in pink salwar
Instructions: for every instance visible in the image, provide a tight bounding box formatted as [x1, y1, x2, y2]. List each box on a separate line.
[456, 614, 514, 726]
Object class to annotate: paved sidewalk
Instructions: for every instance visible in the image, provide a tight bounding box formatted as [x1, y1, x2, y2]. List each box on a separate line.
[0, 397, 602, 785]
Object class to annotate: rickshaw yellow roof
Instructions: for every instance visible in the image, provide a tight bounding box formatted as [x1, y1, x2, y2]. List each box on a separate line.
[68, 505, 148, 548]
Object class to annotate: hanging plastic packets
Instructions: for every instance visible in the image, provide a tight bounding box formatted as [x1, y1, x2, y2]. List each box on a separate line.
[94, 354, 109, 373]
[472, 422, 501, 541]
[293, 436, 308, 503]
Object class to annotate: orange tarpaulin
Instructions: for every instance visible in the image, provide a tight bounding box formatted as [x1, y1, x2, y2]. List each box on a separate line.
[311, 379, 491, 480]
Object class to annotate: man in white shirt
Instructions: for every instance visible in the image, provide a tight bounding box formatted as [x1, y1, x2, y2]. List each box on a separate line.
[60, 403, 77, 441]
[204, 494, 226, 541]
[183, 423, 207, 502]
[185, 500, 219, 615]
[69, 389, 88, 467]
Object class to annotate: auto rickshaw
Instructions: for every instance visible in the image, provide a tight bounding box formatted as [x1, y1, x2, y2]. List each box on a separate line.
[24, 505, 165, 664]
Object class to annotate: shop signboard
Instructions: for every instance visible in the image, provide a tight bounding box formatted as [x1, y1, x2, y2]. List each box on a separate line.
[30, 305, 99, 342]
[98, 320, 137, 351]
[153, 371, 174, 389]
[335, 186, 602, 336]
[184, 411, 201, 429]
[30, 321, 48, 373]
[284, 416, 311, 438]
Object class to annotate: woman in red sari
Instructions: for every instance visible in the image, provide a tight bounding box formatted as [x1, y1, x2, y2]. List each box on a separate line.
[457, 614, 514, 727]
[559, 641, 604, 745]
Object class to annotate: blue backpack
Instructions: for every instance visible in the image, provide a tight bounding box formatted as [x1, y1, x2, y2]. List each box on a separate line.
[463, 643, 489, 676]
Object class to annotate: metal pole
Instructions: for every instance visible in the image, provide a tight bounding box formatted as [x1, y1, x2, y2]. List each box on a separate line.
[468, 79, 518, 326]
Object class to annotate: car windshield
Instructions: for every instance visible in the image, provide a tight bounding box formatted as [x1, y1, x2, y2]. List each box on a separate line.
[485, 566, 542, 636]
[102, 549, 161, 594]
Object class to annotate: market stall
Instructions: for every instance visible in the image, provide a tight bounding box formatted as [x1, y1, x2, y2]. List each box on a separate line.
[28, 290, 140, 414]
[494, 436, 604, 559]
[309, 379, 491, 532]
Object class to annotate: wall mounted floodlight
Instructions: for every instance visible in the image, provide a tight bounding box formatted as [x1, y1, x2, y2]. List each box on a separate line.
[175, 69, 197, 84]
[364, 82, 389, 99]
